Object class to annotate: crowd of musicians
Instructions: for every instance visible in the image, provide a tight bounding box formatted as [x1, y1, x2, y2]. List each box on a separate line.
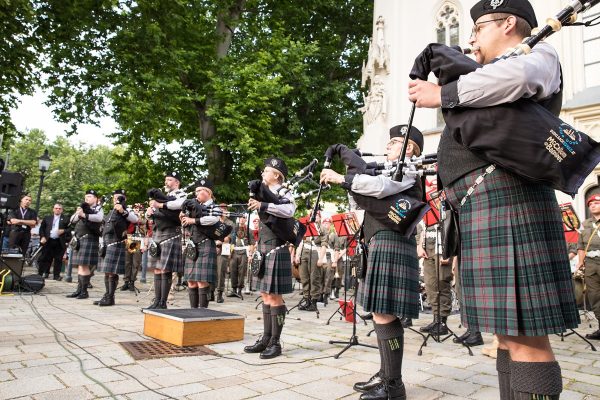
[6, 1, 600, 399]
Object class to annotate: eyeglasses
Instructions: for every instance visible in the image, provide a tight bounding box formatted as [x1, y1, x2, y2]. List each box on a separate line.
[386, 139, 404, 147]
[470, 17, 507, 37]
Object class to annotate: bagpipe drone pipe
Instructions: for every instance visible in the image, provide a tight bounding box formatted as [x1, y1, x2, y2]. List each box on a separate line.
[410, 1, 600, 195]
[181, 199, 234, 241]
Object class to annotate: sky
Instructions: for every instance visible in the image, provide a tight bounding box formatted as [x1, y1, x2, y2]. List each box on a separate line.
[10, 89, 117, 147]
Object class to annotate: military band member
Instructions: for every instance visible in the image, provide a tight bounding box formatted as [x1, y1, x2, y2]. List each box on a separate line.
[122, 203, 147, 291]
[409, 1, 579, 398]
[144, 172, 187, 310]
[228, 214, 250, 297]
[181, 179, 219, 308]
[318, 217, 340, 304]
[66, 189, 104, 300]
[244, 158, 295, 359]
[295, 233, 321, 311]
[330, 234, 347, 300]
[577, 194, 600, 340]
[8, 194, 38, 255]
[321, 125, 423, 400]
[416, 220, 454, 336]
[93, 189, 138, 306]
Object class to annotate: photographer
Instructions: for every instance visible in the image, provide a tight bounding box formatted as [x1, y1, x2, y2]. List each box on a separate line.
[93, 189, 138, 306]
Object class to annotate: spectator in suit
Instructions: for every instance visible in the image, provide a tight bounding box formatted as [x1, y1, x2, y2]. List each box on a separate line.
[38, 203, 71, 280]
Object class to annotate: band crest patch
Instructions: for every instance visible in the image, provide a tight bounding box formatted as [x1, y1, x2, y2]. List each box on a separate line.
[490, 0, 504, 9]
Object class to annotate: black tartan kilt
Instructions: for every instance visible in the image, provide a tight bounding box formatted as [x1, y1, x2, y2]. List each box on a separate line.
[358, 230, 420, 318]
[97, 240, 126, 275]
[184, 239, 217, 283]
[147, 229, 183, 273]
[71, 235, 100, 267]
[444, 166, 580, 336]
[252, 241, 293, 295]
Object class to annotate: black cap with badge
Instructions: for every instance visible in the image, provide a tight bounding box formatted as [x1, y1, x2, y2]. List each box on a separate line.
[113, 189, 126, 196]
[85, 189, 99, 197]
[389, 125, 424, 154]
[164, 171, 182, 182]
[195, 178, 214, 191]
[470, 0, 537, 28]
[264, 157, 288, 178]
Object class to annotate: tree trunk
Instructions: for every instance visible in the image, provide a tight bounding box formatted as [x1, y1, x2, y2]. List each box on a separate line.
[196, 0, 246, 186]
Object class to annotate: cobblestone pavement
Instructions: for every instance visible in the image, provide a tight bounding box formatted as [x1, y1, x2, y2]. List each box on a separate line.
[1, 274, 599, 400]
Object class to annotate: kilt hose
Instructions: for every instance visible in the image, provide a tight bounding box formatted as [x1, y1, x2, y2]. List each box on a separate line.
[252, 239, 293, 295]
[445, 165, 580, 336]
[71, 234, 100, 267]
[97, 239, 127, 275]
[184, 239, 217, 283]
[147, 228, 183, 273]
[358, 230, 420, 318]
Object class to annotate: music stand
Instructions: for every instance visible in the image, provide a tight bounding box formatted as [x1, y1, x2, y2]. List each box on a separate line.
[327, 212, 367, 326]
[556, 204, 597, 351]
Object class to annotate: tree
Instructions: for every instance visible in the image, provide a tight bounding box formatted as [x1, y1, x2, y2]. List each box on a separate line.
[33, 0, 373, 202]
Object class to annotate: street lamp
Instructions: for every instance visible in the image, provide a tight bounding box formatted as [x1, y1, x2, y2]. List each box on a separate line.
[35, 149, 52, 213]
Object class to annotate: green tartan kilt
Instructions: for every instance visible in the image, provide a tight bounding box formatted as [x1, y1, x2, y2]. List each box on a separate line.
[147, 228, 183, 273]
[71, 235, 99, 267]
[358, 230, 420, 318]
[97, 239, 126, 275]
[184, 239, 217, 283]
[252, 240, 293, 295]
[445, 166, 580, 336]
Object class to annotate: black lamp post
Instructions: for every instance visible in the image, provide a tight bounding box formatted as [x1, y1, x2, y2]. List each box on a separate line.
[35, 149, 52, 213]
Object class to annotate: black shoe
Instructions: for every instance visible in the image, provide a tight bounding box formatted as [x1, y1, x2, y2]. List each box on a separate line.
[419, 320, 437, 333]
[400, 318, 412, 328]
[42, 273, 49, 279]
[53, 276, 62, 281]
[98, 296, 115, 306]
[65, 276, 72, 283]
[217, 292, 224, 303]
[305, 299, 318, 312]
[353, 371, 383, 393]
[209, 290, 215, 302]
[430, 322, 449, 336]
[298, 298, 310, 310]
[226, 290, 238, 298]
[586, 329, 600, 340]
[120, 282, 130, 291]
[334, 287, 340, 298]
[237, 287, 243, 296]
[143, 298, 160, 311]
[359, 378, 406, 400]
[462, 331, 484, 346]
[93, 294, 109, 305]
[66, 278, 82, 298]
[129, 283, 136, 292]
[156, 300, 168, 310]
[260, 338, 282, 359]
[244, 336, 271, 353]
[453, 330, 471, 343]
[323, 294, 328, 306]
[361, 312, 373, 321]
[317, 294, 324, 303]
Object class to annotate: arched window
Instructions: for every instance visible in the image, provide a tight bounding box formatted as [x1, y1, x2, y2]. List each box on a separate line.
[435, 3, 460, 126]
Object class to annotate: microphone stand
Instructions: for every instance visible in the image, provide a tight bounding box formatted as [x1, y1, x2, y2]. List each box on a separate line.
[417, 191, 473, 356]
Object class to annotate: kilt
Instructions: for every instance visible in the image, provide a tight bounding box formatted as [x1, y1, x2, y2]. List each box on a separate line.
[71, 234, 100, 267]
[184, 238, 217, 283]
[252, 239, 293, 295]
[445, 166, 580, 336]
[97, 239, 126, 275]
[147, 228, 183, 273]
[358, 230, 420, 317]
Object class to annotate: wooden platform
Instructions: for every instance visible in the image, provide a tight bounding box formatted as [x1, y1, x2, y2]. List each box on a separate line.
[142, 308, 245, 347]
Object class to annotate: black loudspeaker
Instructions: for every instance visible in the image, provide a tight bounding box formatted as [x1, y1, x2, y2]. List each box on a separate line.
[0, 171, 24, 209]
[18, 274, 45, 293]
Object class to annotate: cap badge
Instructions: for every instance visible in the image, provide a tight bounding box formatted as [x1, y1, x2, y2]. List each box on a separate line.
[490, 0, 504, 9]
[270, 159, 278, 167]
[401, 127, 408, 135]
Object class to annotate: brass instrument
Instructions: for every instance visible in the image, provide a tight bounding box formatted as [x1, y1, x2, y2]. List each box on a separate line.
[126, 234, 144, 253]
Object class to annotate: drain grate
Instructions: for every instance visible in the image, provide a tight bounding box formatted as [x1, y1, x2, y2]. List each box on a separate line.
[120, 340, 218, 360]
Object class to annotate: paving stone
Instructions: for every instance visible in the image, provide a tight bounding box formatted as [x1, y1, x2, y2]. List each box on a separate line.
[421, 377, 481, 397]
[186, 385, 259, 400]
[31, 386, 96, 400]
[0, 376, 64, 398]
[242, 377, 292, 394]
[157, 382, 212, 397]
[10, 365, 63, 379]
[291, 380, 355, 400]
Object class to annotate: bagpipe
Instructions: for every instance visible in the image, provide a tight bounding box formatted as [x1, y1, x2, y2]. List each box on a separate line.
[321, 143, 432, 237]
[410, 0, 600, 195]
[181, 199, 234, 241]
[247, 160, 321, 247]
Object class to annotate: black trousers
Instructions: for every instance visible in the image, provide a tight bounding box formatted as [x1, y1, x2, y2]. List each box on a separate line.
[38, 239, 65, 277]
[9, 230, 31, 255]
